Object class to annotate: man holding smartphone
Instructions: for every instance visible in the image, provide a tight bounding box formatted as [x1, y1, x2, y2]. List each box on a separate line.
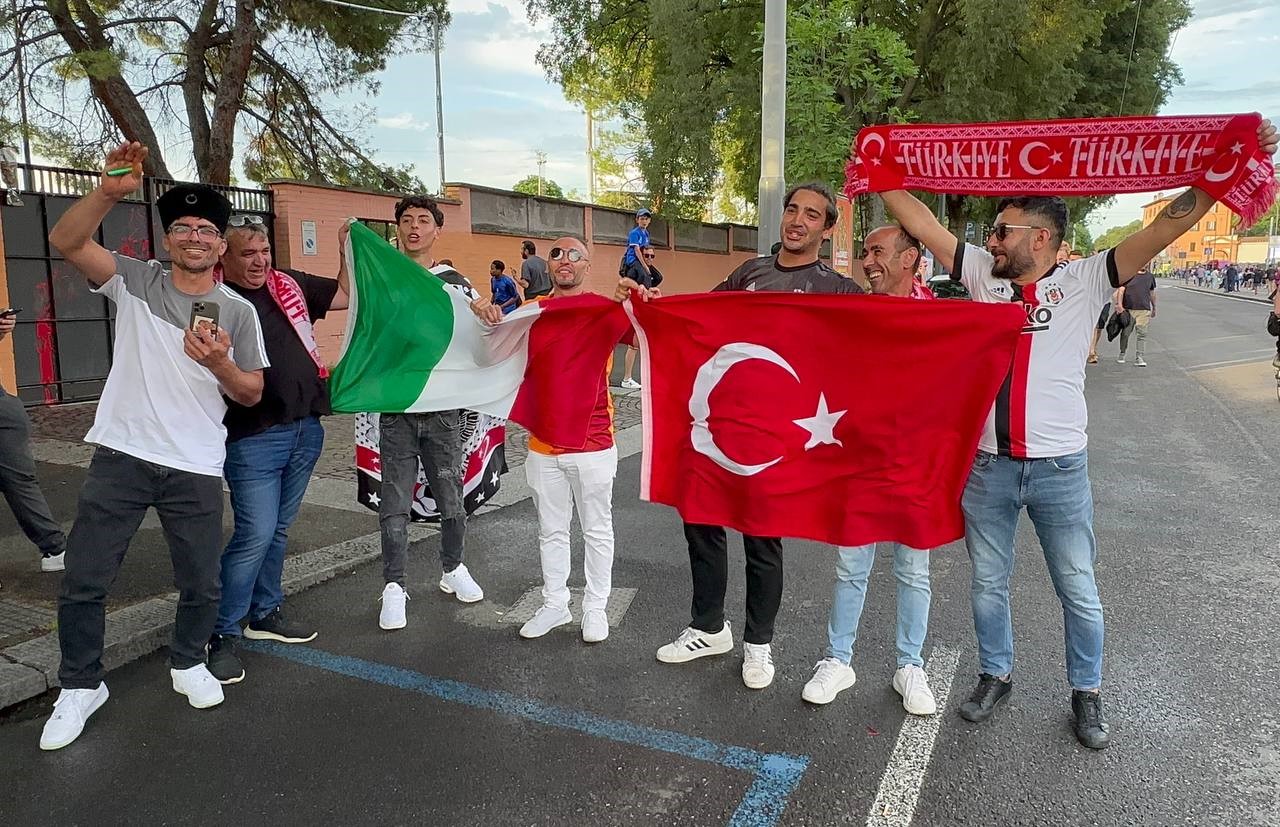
[39, 143, 269, 751]
[0, 307, 67, 573]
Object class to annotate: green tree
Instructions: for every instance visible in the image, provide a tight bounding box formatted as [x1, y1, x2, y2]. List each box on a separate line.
[1, 1, 441, 186]
[529, 0, 1191, 227]
[1095, 219, 1143, 252]
[512, 175, 565, 199]
[1240, 196, 1280, 237]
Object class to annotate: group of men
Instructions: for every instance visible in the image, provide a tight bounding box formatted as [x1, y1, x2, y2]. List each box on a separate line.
[24, 119, 1276, 756]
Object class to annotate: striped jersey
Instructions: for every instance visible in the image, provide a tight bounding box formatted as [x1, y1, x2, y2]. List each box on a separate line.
[953, 242, 1118, 459]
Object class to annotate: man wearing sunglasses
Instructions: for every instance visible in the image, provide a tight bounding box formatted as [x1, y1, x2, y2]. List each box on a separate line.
[204, 213, 350, 684]
[878, 117, 1276, 751]
[473, 237, 627, 643]
[40, 143, 270, 750]
[620, 181, 862, 692]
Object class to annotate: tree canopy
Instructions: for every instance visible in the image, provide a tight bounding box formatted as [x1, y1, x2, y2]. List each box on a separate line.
[529, 0, 1191, 225]
[1, 0, 439, 188]
[512, 174, 564, 198]
[1095, 219, 1143, 252]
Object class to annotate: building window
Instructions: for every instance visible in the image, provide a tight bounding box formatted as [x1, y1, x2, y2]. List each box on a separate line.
[1191, 223, 1199, 231]
[360, 218, 399, 249]
[1206, 220, 1216, 231]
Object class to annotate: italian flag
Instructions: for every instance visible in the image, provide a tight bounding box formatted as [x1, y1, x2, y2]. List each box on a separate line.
[329, 221, 629, 450]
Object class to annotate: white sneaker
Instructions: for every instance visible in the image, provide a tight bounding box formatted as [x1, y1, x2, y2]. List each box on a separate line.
[582, 609, 609, 643]
[893, 664, 937, 715]
[41, 551, 65, 572]
[1117, 356, 1125, 364]
[1136, 357, 1147, 367]
[39, 684, 108, 750]
[439, 564, 484, 603]
[620, 378, 641, 390]
[379, 582, 408, 630]
[655, 623, 733, 663]
[801, 658, 857, 705]
[520, 605, 573, 638]
[742, 642, 775, 689]
[171, 664, 224, 709]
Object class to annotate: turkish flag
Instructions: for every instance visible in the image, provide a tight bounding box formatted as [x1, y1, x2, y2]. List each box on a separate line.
[627, 292, 1026, 549]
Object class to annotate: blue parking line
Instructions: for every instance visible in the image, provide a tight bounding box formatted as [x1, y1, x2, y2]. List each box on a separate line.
[245, 640, 809, 826]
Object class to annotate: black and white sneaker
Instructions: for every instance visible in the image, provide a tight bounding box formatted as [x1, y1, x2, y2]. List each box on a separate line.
[206, 634, 245, 685]
[243, 607, 317, 644]
[656, 623, 734, 663]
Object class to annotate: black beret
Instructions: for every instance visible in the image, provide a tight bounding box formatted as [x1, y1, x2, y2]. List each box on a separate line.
[157, 184, 233, 233]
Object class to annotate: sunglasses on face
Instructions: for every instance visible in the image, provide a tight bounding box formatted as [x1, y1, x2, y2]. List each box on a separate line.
[643, 253, 655, 260]
[549, 247, 587, 263]
[989, 223, 1044, 241]
[228, 214, 265, 228]
[169, 224, 222, 241]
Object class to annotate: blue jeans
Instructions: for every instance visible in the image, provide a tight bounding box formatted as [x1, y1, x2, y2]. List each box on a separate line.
[826, 543, 930, 668]
[961, 449, 1104, 690]
[216, 417, 324, 637]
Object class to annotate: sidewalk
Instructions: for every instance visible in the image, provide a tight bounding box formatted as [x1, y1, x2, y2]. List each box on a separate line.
[0, 384, 642, 709]
[1161, 278, 1273, 305]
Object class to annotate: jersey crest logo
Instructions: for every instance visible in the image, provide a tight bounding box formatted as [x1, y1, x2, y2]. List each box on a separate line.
[1043, 285, 1065, 305]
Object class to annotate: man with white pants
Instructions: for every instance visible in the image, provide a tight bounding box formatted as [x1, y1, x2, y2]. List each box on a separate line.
[473, 235, 629, 642]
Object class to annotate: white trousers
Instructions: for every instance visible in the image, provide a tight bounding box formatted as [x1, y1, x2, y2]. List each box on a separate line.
[525, 446, 618, 612]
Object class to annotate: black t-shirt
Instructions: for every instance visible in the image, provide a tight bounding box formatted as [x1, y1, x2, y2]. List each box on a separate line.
[1121, 271, 1156, 310]
[224, 269, 340, 442]
[713, 255, 863, 294]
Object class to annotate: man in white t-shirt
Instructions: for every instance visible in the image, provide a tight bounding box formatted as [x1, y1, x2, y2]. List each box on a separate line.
[39, 143, 269, 751]
[880, 118, 1275, 751]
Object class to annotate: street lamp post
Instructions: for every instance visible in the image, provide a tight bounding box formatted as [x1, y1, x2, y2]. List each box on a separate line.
[756, 0, 786, 255]
[428, 10, 446, 193]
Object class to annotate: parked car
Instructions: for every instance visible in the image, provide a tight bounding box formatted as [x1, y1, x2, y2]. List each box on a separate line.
[928, 274, 970, 300]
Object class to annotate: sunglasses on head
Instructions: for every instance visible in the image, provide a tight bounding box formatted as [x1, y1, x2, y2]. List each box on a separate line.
[228, 214, 265, 228]
[989, 223, 1044, 241]
[549, 247, 586, 263]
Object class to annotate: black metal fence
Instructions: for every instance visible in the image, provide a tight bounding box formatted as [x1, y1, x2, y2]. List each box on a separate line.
[1, 164, 273, 405]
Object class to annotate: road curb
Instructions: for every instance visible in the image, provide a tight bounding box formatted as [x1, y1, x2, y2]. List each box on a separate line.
[1171, 284, 1272, 305]
[0, 420, 643, 713]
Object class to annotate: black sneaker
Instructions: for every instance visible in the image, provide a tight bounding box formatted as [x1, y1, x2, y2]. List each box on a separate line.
[958, 673, 1013, 723]
[207, 634, 245, 684]
[1071, 690, 1111, 750]
[243, 606, 317, 644]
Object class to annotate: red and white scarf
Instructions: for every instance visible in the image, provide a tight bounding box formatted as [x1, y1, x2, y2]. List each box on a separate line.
[845, 113, 1277, 225]
[215, 266, 329, 379]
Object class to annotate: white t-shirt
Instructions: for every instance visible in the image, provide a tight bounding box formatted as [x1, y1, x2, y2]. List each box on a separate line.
[84, 254, 270, 476]
[953, 242, 1118, 459]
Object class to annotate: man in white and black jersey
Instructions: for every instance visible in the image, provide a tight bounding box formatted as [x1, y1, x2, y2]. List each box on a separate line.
[620, 181, 861, 691]
[40, 143, 270, 750]
[881, 117, 1275, 751]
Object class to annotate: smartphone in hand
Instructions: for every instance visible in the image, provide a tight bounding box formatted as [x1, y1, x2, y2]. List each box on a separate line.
[189, 301, 219, 335]
[0, 307, 21, 318]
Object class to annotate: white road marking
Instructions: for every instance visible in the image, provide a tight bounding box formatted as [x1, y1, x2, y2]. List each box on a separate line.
[865, 646, 962, 827]
[1182, 352, 1275, 371]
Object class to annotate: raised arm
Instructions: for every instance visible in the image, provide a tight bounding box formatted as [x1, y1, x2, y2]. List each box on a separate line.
[881, 190, 961, 272]
[48, 143, 149, 286]
[1114, 119, 1277, 284]
[336, 220, 352, 300]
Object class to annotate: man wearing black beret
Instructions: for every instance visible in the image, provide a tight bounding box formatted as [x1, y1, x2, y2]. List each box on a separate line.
[39, 142, 269, 750]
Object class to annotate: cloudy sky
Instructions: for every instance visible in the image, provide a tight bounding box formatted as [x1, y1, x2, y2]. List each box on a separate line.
[361, 0, 1279, 234]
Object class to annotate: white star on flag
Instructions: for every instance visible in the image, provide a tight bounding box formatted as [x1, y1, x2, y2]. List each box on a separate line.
[793, 393, 846, 450]
[1050, 151, 1063, 165]
[1230, 142, 1244, 154]
[490, 471, 501, 486]
[368, 491, 381, 506]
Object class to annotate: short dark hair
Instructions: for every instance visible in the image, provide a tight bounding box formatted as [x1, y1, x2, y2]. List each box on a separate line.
[491, 259, 505, 271]
[783, 181, 839, 229]
[893, 226, 922, 262]
[521, 240, 535, 255]
[394, 195, 444, 227]
[995, 196, 1068, 245]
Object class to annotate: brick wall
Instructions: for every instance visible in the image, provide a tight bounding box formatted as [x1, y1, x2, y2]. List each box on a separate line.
[269, 181, 761, 362]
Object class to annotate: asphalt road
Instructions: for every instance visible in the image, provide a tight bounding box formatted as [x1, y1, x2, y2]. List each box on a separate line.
[1, 284, 1278, 826]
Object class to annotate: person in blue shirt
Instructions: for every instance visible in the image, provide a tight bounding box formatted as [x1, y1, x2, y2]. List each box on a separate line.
[621, 208, 653, 286]
[490, 259, 521, 315]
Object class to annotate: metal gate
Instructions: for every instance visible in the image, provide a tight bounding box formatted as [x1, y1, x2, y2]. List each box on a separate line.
[0, 165, 273, 405]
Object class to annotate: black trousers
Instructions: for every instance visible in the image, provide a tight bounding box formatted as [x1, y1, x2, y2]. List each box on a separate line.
[683, 522, 784, 645]
[58, 447, 224, 689]
[0, 387, 64, 556]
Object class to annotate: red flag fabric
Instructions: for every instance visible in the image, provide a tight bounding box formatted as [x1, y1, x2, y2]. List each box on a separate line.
[844, 114, 1277, 225]
[508, 293, 633, 450]
[626, 292, 1026, 549]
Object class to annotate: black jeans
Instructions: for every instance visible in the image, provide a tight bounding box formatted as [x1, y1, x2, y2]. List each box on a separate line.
[57, 447, 225, 689]
[684, 522, 784, 645]
[0, 386, 64, 556]
[378, 411, 466, 583]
